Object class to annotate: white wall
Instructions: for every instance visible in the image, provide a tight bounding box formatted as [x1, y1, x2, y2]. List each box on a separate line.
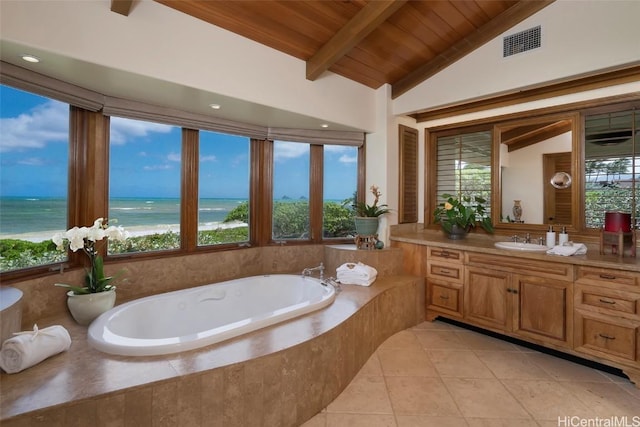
[501, 132, 572, 224]
[394, 0, 640, 116]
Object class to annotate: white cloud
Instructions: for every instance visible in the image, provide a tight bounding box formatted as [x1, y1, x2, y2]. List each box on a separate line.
[274, 141, 308, 162]
[339, 154, 357, 164]
[143, 164, 173, 171]
[167, 152, 181, 162]
[17, 157, 46, 166]
[200, 155, 217, 162]
[0, 100, 69, 153]
[110, 116, 174, 145]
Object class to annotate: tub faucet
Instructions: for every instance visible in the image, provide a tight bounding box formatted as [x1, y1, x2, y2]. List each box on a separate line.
[323, 277, 342, 293]
[302, 262, 324, 279]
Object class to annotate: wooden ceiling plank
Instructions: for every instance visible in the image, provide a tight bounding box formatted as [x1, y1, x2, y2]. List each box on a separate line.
[306, 0, 407, 81]
[111, 0, 134, 16]
[391, 0, 555, 99]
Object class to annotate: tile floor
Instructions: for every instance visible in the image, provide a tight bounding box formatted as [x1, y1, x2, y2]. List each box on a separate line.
[302, 320, 640, 427]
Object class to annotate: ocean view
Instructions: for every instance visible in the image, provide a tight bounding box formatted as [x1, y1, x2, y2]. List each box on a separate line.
[0, 197, 248, 240]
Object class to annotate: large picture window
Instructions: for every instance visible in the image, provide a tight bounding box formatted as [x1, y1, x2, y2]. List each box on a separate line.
[108, 116, 182, 254]
[0, 85, 69, 272]
[323, 145, 357, 238]
[198, 130, 250, 246]
[272, 141, 310, 240]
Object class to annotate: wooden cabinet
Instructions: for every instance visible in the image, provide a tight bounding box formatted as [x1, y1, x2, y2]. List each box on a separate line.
[464, 253, 573, 348]
[426, 247, 464, 319]
[574, 266, 640, 379]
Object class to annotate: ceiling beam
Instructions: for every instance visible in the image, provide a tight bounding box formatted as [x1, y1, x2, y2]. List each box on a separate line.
[111, 0, 134, 16]
[391, 0, 555, 99]
[306, 0, 407, 81]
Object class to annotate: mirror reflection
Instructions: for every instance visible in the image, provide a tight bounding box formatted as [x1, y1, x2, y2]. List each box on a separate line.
[498, 117, 574, 225]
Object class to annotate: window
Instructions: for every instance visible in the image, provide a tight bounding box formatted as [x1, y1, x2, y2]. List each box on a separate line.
[198, 130, 250, 246]
[323, 145, 358, 238]
[584, 109, 639, 229]
[0, 85, 69, 272]
[108, 116, 182, 254]
[272, 141, 310, 240]
[433, 129, 492, 217]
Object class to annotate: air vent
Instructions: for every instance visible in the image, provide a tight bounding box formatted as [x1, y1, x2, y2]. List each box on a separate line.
[503, 26, 541, 57]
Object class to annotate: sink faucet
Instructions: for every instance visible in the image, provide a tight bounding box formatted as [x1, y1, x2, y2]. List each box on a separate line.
[524, 233, 531, 243]
[302, 262, 324, 279]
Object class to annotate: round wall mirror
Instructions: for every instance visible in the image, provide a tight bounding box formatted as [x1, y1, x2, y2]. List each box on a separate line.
[550, 171, 572, 189]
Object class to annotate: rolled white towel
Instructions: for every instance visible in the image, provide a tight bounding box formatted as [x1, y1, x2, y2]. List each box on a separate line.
[546, 243, 588, 257]
[0, 324, 71, 374]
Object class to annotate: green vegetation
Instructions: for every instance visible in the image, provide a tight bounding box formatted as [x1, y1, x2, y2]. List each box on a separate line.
[0, 200, 356, 272]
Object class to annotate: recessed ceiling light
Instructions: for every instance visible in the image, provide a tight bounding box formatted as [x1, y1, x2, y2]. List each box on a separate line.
[320, 124, 329, 128]
[209, 104, 221, 110]
[20, 54, 40, 63]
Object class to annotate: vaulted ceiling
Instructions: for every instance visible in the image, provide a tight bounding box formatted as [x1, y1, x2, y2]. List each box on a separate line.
[113, 0, 554, 98]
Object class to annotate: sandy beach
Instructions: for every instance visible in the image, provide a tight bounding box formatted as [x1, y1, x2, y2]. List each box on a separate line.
[0, 221, 247, 243]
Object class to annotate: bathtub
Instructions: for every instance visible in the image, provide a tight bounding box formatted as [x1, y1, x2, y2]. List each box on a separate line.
[88, 274, 336, 356]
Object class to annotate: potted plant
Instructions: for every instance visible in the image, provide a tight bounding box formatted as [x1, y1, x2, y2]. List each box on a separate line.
[352, 185, 391, 236]
[433, 193, 494, 239]
[52, 218, 128, 325]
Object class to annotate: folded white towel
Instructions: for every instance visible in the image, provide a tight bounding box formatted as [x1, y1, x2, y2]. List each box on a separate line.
[546, 243, 588, 257]
[336, 262, 378, 286]
[0, 324, 71, 374]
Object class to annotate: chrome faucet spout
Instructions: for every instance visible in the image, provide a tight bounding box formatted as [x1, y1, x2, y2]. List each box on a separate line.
[301, 262, 324, 279]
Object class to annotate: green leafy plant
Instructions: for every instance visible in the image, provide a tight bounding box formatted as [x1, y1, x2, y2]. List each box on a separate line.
[52, 218, 128, 294]
[433, 193, 494, 234]
[353, 185, 391, 217]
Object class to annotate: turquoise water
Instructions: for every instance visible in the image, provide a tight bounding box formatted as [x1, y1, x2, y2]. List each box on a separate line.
[0, 197, 247, 235]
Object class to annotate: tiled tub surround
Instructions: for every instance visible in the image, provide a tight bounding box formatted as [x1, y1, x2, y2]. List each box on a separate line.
[1, 245, 422, 425]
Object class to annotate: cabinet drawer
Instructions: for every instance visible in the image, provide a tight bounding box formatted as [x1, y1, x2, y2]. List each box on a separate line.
[577, 284, 639, 318]
[466, 252, 574, 281]
[427, 247, 463, 263]
[575, 312, 638, 362]
[576, 266, 639, 290]
[429, 283, 461, 313]
[427, 261, 463, 283]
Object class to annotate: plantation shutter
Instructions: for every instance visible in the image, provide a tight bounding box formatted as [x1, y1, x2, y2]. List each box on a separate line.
[399, 125, 418, 223]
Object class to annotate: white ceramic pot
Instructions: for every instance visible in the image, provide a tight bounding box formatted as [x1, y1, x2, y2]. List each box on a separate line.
[66, 289, 116, 326]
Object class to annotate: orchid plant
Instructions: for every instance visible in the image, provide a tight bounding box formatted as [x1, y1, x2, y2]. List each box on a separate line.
[52, 218, 128, 294]
[353, 185, 391, 217]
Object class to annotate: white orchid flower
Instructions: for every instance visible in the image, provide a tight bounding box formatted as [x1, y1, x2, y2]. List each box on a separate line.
[105, 225, 128, 241]
[52, 232, 65, 251]
[66, 227, 86, 252]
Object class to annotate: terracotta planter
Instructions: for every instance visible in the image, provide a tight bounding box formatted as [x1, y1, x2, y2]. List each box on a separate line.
[66, 289, 116, 326]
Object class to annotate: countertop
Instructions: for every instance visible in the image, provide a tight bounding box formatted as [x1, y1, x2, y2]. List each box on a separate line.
[390, 229, 640, 273]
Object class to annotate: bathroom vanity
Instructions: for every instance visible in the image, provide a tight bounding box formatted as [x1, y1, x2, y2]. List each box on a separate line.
[390, 231, 640, 386]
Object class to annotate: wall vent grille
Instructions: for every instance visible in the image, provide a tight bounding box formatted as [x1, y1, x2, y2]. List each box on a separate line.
[503, 26, 541, 57]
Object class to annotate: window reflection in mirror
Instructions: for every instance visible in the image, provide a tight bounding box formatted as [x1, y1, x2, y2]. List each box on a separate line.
[584, 109, 639, 229]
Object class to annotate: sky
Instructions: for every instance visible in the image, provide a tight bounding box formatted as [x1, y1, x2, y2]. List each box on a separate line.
[0, 85, 357, 200]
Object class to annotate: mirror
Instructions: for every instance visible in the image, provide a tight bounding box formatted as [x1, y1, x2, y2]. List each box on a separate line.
[495, 113, 578, 228]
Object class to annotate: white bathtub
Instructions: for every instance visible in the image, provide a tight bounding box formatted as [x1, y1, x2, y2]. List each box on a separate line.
[88, 274, 336, 356]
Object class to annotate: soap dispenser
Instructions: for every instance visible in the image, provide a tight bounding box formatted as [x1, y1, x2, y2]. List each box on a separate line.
[558, 226, 569, 246]
[546, 226, 556, 249]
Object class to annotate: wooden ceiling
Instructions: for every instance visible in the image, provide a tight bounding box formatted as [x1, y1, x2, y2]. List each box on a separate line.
[112, 0, 554, 98]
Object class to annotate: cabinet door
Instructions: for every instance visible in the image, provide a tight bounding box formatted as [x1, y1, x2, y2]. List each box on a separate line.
[465, 266, 511, 331]
[514, 274, 572, 347]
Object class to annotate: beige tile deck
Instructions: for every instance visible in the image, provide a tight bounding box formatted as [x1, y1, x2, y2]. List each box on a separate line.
[303, 320, 639, 427]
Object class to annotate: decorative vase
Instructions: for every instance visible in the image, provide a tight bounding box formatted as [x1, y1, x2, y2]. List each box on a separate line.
[512, 200, 523, 222]
[445, 224, 469, 240]
[354, 217, 379, 236]
[66, 289, 116, 326]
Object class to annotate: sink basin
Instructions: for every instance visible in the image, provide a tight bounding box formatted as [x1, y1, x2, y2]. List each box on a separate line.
[494, 241, 549, 252]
